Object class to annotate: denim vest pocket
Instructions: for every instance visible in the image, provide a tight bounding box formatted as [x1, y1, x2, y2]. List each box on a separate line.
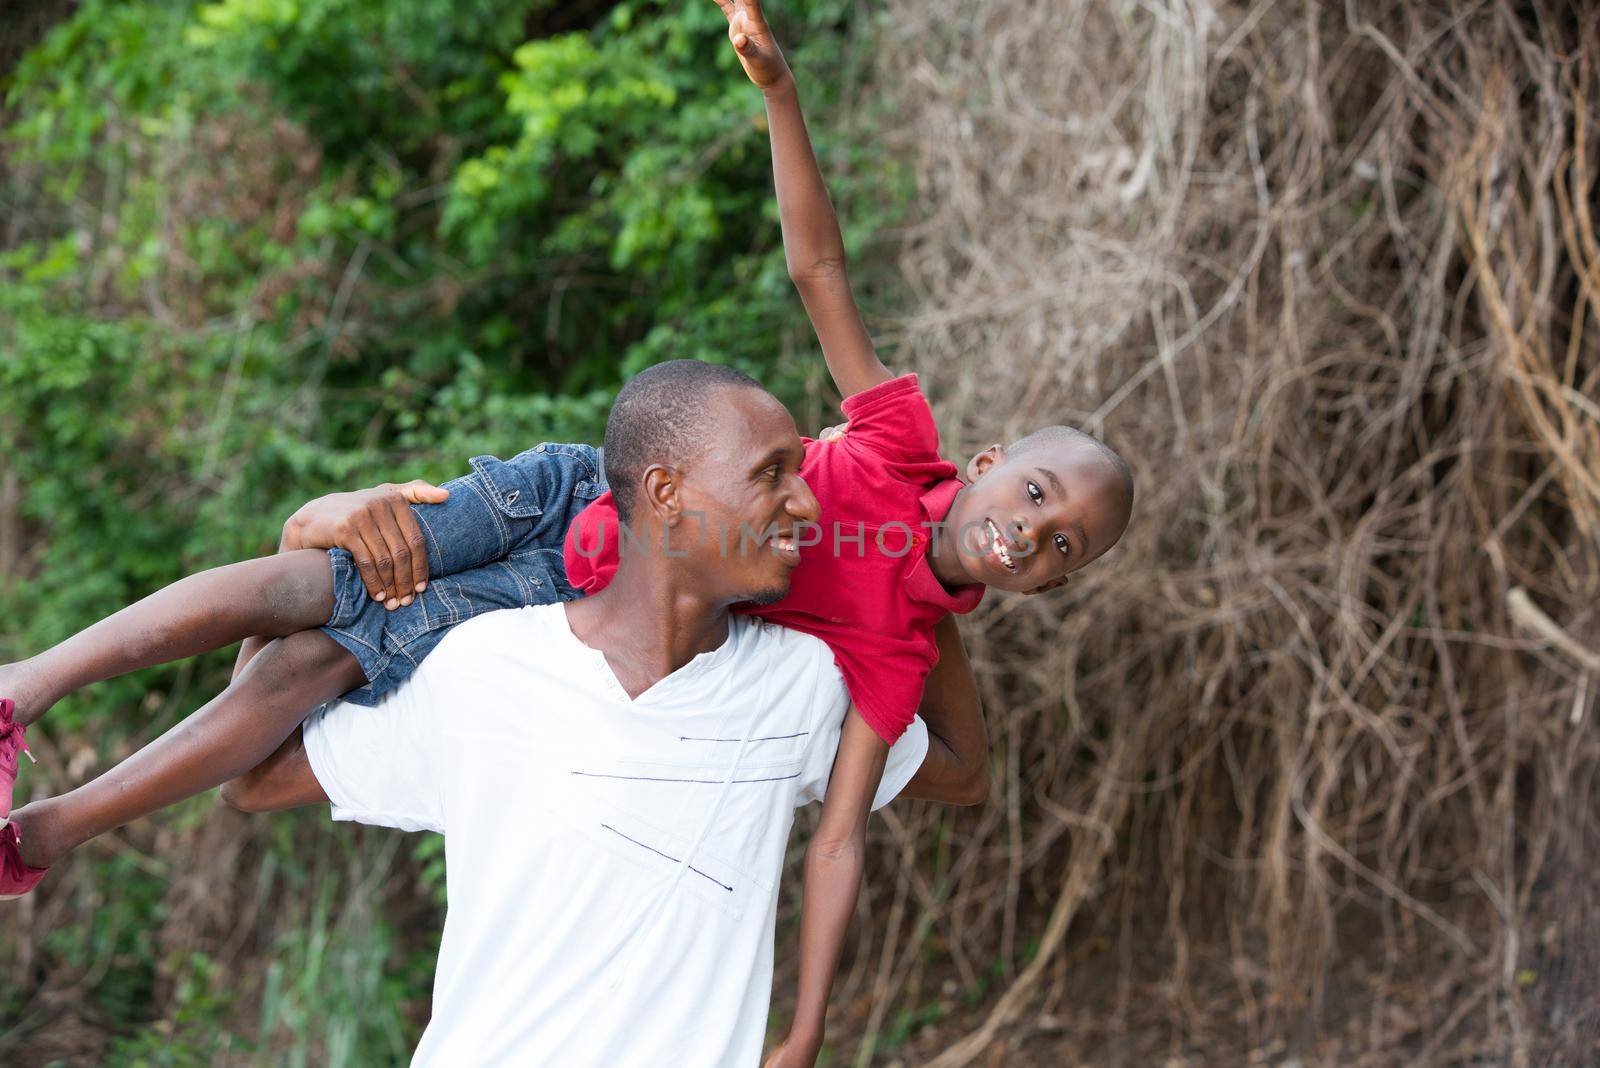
[534, 442, 606, 502]
[468, 454, 546, 519]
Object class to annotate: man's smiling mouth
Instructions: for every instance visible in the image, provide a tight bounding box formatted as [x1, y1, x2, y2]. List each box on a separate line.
[770, 530, 801, 564]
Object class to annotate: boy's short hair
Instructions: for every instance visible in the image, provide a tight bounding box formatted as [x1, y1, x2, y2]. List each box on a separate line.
[1009, 426, 1135, 508]
[604, 359, 766, 525]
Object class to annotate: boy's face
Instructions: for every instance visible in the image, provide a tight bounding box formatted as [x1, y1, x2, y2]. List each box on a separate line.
[942, 439, 1130, 594]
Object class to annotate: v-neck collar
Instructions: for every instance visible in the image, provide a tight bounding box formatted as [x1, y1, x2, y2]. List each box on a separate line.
[554, 603, 742, 705]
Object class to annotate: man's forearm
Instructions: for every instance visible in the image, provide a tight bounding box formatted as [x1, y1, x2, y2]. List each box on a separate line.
[901, 614, 990, 805]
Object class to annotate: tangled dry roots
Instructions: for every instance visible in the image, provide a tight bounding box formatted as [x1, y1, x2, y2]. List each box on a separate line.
[828, 2, 1600, 1064]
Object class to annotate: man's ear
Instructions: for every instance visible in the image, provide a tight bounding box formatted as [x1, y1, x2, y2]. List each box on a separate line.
[641, 464, 683, 525]
[965, 443, 1005, 483]
[1022, 576, 1069, 596]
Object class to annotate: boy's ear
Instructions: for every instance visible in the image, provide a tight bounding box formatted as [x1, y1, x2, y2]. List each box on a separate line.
[1023, 576, 1069, 596]
[965, 443, 1005, 482]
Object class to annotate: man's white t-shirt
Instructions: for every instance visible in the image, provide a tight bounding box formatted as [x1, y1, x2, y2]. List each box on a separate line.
[301, 602, 928, 1067]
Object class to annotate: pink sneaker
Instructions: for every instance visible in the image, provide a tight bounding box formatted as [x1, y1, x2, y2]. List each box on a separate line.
[0, 823, 48, 899]
[0, 698, 35, 828]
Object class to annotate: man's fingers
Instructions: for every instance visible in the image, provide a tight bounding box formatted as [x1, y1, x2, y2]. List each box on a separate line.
[401, 512, 430, 594]
[391, 481, 438, 591]
[372, 493, 429, 598]
[350, 521, 391, 602]
[369, 500, 415, 609]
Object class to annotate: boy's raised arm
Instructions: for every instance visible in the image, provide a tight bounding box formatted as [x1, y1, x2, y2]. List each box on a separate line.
[714, 0, 893, 399]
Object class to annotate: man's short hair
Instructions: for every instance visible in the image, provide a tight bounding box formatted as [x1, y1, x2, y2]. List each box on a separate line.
[604, 359, 766, 525]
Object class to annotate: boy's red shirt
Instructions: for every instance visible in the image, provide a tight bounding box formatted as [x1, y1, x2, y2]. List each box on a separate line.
[562, 373, 986, 745]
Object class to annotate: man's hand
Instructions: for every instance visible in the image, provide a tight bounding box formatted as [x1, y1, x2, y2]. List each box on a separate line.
[816, 420, 849, 444]
[713, 0, 792, 91]
[281, 480, 449, 609]
[761, 1031, 823, 1068]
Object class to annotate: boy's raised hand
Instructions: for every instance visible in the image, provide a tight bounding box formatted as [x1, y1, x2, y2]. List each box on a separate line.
[712, 0, 791, 90]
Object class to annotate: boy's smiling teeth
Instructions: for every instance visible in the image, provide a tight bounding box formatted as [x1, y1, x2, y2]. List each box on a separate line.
[984, 518, 1016, 572]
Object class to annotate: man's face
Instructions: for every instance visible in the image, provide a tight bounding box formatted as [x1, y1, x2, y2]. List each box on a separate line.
[667, 385, 819, 605]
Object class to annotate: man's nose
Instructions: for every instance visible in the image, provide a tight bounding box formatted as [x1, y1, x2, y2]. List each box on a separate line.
[1010, 515, 1036, 550]
[788, 476, 820, 524]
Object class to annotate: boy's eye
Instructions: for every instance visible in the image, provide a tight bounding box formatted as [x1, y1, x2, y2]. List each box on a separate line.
[1026, 480, 1044, 504]
[764, 465, 782, 480]
[1054, 532, 1071, 555]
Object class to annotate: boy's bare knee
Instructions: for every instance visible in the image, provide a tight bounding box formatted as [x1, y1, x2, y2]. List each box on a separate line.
[259, 550, 339, 630]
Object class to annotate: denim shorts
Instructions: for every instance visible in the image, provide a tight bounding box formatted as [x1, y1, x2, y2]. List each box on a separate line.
[321, 442, 607, 705]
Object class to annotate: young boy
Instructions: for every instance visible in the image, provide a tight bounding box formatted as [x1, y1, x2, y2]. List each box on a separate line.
[0, 2, 1132, 1061]
[574, 7, 1132, 1063]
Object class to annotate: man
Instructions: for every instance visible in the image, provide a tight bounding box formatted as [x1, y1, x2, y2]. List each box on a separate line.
[223, 361, 986, 1065]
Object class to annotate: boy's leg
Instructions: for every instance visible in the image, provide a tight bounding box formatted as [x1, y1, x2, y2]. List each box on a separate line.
[219, 726, 328, 813]
[0, 549, 337, 726]
[3, 444, 605, 867]
[7, 629, 362, 870]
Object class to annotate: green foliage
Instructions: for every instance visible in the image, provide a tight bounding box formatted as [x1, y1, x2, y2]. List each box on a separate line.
[1, 0, 906, 1057]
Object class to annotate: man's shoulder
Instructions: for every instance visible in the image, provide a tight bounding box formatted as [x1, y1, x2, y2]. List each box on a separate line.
[431, 604, 563, 665]
[734, 618, 848, 712]
[736, 614, 827, 657]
